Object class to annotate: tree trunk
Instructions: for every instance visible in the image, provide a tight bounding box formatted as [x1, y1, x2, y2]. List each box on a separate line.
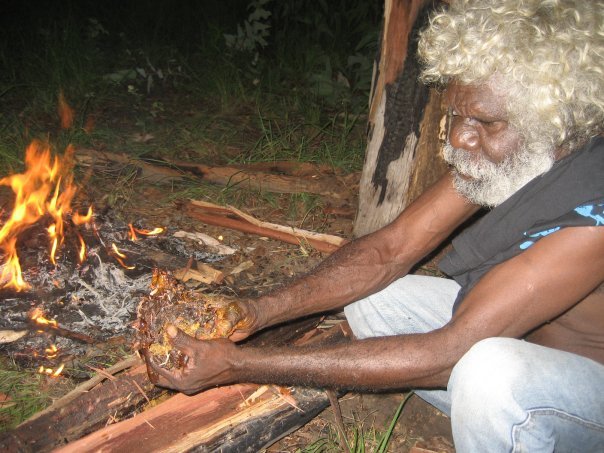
[354, 0, 448, 237]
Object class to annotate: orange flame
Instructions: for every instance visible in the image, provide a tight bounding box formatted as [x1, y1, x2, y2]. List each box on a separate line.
[38, 363, 64, 377]
[30, 308, 58, 327]
[73, 206, 93, 225]
[111, 243, 135, 270]
[45, 344, 59, 359]
[128, 224, 164, 241]
[0, 141, 93, 290]
[77, 233, 86, 262]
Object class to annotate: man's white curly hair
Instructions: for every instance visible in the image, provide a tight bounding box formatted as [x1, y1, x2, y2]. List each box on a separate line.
[418, 0, 604, 153]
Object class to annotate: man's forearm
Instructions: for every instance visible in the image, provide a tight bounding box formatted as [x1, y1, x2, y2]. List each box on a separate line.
[250, 174, 478, 331]
[232, 333, 455, 390]
[251, 233, 414, 330]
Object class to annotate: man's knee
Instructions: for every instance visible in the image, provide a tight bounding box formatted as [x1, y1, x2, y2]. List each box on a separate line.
[449, 338, 527, 408]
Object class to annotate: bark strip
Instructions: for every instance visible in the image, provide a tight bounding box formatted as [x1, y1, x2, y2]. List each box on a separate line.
[75, 148, 352, 199]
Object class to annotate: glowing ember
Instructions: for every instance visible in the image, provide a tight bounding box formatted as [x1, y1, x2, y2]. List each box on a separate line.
[0, 140, 93, 291]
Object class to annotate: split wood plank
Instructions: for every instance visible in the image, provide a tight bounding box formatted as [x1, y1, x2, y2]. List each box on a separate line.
[56, 385, 329, 453]
[0, 318, 327, 453]
[185, 199, 349, 254]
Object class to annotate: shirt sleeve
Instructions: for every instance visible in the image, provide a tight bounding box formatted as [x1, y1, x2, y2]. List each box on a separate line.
[519, 202, 604, 250]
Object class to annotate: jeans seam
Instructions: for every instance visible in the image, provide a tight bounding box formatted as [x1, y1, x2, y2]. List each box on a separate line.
[512, 407, 604, 452]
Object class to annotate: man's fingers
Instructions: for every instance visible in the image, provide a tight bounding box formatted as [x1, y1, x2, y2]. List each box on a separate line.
[145, 352, 180, 389]
[166, 324, 196, 355]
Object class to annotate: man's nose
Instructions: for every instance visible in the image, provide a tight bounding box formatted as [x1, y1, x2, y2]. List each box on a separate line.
[449, 119, 480, 152]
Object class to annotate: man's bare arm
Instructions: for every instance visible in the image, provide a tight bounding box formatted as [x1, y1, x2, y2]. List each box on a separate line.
[148, 226, 604, 393]
[244, 172, 479, 332]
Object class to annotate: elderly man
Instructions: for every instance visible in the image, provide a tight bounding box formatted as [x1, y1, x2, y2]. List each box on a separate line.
[148, 0, 604, 450]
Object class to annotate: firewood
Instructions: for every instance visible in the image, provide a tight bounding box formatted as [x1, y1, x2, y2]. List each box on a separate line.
[21, 355, 142, 424]
[26, 320, 98, 345]
[55, 385, 329, 453]
[164, 158, 347, 198]
[74, 148, 184, 183]
[0, 320, 343, 452]
[239, 160, 336, 177]
[184, 200, 348, 254]
[74, 148, 352, 199]
[0, 330, 28, 344]
[0, 362, 161, 452]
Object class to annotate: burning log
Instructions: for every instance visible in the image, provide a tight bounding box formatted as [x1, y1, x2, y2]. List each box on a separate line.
[184, 199, 349, 254]
[27, 308, 98, 344]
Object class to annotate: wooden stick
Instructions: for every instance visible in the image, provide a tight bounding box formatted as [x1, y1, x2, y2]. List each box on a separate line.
[185, 200, 348, 254]
[327, 389, 351, 453]
[27, 321, 98, 344]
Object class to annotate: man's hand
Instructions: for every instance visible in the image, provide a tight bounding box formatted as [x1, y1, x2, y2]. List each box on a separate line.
[145, 325, 239, 395]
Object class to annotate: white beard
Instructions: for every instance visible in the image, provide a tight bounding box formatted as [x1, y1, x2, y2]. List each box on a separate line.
[442, 142, 555, 207]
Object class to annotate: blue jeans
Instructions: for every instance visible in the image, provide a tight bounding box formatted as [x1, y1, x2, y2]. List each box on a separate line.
[344, 275, 604, 452]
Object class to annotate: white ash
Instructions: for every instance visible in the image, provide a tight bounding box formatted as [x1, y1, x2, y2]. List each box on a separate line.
[66, 250, 151, 336]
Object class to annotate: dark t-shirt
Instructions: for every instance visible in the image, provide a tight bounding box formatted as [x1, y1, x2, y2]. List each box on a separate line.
[439, 136, 604, 363]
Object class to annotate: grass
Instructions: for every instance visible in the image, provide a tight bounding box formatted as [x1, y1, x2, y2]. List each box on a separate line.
[296, 393, 413, 453]
[0, 364, 53, 431]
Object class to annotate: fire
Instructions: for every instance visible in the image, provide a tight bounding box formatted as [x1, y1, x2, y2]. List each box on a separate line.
[111, 243, 135, 270]
[45, 344, 59, 359]
[0, 140, 93, 291]
[128, 223, 165, 241]
[30, 309, 65, 377]
[38, 363, 64, 378]
[30, 307, 58, 327]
